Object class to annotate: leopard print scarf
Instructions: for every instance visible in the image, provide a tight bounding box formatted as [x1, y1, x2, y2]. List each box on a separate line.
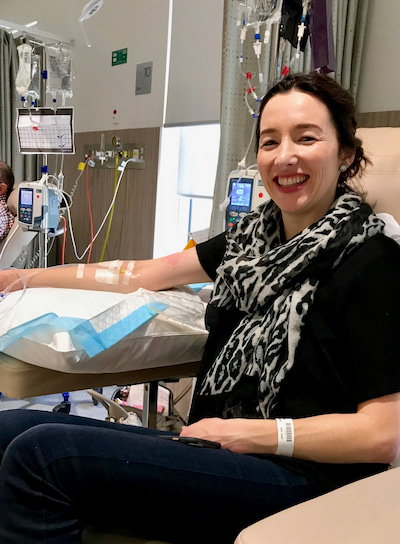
[199, 194, 384, 418]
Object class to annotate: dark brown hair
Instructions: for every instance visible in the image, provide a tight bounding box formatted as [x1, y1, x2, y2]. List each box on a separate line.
[255, 73, 369, 192]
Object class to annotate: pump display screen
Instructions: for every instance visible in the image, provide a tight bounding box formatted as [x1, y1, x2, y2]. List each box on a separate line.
[230, 178, 252, 208]
[20, 188, 33, 206]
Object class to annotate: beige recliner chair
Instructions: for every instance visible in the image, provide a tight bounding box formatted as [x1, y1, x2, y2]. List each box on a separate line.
[235, 127, 400, 543]
[235, 466, 400, 544]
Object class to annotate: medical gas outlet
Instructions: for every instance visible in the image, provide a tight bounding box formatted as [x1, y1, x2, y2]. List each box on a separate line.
[84, 143, 145, 170]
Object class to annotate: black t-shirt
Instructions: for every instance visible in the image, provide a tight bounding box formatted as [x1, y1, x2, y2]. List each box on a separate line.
[190, 232, 400, 493]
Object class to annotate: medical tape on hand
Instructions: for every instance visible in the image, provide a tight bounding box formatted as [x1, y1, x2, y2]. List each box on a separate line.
[95, 260, 123, 286]
[122, 260, 136, 286]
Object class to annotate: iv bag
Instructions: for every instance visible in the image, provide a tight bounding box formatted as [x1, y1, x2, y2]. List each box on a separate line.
[241, 0, 279, 24]
[46, 46, 73, 105]
[15, 43, 33, 96]
[25, 54, 41, 103]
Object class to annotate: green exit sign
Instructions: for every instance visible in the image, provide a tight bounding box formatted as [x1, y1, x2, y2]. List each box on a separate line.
[112, 48, 128, 66]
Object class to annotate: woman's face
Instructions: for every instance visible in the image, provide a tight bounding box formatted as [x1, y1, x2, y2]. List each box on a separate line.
[257, 90, 352, 238]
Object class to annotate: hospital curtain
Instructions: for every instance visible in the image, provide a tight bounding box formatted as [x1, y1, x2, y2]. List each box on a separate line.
[0, 30, 37, 183]
[209, 0, 370, 237]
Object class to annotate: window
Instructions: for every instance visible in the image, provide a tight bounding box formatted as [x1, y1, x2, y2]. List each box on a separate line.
[154, 123, 220, 257]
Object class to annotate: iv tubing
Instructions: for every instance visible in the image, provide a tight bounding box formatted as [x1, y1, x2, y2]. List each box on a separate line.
[69, 158, 91, 201]
[85, 164, 94, 264]
[99, 154, 119, 262]
[0, 223, 21, 262]
[0, 270, 28, 316]
[65, 158, 132, 261]
[239, 117, 258, 168]
[61, 216, 67, 265]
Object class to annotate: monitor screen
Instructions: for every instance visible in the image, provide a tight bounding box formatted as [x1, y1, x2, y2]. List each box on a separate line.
[230, 178, 252, 207]
[20, 188, 33, 206]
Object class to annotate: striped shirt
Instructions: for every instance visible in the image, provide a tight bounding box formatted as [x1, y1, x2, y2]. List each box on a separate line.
[0, 195, 14, 242]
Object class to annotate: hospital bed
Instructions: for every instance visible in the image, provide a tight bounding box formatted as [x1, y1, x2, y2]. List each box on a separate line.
[0, 185, 207, 426]
[2, 126, 400, 544]
[0, 284, 208, 427]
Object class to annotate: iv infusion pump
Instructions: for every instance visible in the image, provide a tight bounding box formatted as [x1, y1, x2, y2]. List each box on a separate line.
[225, 169, 270, 229]
[18, 182, 60, 232]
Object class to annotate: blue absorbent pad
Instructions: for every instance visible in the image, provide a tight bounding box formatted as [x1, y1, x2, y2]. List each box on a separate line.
[73, 302, 168, 357]
[188, 283, 212, 293]
[0, 302, 168, 358]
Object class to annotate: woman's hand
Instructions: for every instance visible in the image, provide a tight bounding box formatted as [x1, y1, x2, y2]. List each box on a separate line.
[180, 393, 400, 463]
[180, 417, 277, 455]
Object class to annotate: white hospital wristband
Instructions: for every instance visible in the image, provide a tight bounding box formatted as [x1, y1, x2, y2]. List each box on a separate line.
[276, 418, 295, 457]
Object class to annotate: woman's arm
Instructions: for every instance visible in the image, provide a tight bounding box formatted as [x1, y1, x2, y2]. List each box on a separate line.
[181, 392, 400, 464]
[0, 247, 212, 294]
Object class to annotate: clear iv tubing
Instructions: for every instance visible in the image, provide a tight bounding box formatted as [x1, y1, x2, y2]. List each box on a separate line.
[69, 158, 91, 201]
[0, 264, 74, 316]
[66, 158, 132, 261]
[0, 270, 29, 315]
[99, 154, 119, 262]
[0, 222, 21, 263]
[241, 117, 259, 167]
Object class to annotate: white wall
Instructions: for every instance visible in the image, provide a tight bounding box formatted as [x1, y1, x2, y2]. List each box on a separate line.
[165, 0, 224, 126]
[358, 0, 400, 113]
[1, 0, 169, 132]
[4, 0, 398, 125]
[1, 0, 223, 132]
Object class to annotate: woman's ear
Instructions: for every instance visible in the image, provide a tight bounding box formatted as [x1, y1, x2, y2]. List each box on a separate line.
[341, 149, 356, 169]
[0, 182, 7, 196]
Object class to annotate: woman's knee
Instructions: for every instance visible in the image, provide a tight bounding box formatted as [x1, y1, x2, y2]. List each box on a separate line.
[0, 409, 54, 460]
[1, 422, 67, 470]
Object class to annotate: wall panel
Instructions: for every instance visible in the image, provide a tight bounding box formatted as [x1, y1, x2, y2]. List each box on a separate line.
[49, 127, 160, 264]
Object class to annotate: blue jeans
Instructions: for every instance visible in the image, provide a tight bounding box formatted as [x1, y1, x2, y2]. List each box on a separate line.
[0, 410, 314, 543]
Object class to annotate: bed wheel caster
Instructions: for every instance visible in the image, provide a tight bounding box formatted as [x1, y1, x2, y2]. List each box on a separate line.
[52, 401, 71, 414]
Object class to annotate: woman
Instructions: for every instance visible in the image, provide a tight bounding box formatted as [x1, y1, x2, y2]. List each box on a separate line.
[0, 73, 400, 544]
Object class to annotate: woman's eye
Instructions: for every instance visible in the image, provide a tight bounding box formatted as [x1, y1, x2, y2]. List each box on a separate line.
[261, 140, 277, 148]
[300, 136, 316, 143]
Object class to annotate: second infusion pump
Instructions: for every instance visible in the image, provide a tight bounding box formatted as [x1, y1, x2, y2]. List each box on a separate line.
[225, 170, 270, 229]
[18, 182, 59, 231]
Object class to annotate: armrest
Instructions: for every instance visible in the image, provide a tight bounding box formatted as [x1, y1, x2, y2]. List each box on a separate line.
[235, 467, 400, 544]
[0, 221, 37, 269]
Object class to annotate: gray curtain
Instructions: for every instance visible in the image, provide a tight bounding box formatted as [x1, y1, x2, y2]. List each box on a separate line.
[210, 0, 370, 237]
[0, 30, 37, 182]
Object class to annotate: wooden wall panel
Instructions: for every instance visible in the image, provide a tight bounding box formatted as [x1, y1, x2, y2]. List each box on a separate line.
[357, 110, 400, 128]
[47, 127, 160, 264]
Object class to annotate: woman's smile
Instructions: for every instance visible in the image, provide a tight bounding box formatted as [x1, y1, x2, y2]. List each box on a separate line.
[274, 174, 310, 189]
